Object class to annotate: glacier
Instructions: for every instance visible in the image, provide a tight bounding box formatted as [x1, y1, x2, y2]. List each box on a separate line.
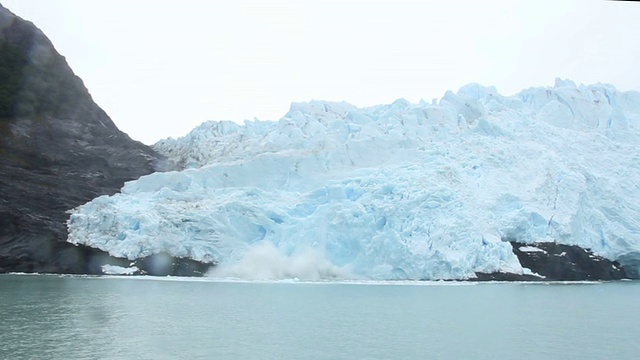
[67, 79, 640, 280]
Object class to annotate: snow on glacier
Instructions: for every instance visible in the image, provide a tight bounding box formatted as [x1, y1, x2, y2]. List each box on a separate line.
[67, 79, 640, 280]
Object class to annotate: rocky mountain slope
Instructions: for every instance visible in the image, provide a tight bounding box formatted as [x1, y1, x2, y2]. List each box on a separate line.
[0, 4, 203, 274]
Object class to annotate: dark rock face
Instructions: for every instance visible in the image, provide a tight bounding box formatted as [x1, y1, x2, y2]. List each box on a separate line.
[510, 241, 627, 281]
[0, 5, 211, 276]
[476, 241, 629, 281]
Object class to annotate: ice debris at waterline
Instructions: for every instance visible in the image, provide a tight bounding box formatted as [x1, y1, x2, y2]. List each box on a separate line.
[67, 79, 640, 280]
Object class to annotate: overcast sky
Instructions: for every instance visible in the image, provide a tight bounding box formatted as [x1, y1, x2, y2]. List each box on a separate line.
[2, 0, 639, 144]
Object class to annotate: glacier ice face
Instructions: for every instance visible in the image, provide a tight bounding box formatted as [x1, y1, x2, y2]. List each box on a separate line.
[67, 80, 640, 280]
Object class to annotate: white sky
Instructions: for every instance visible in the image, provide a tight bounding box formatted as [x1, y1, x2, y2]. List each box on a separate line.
[2, 0, 639, 144]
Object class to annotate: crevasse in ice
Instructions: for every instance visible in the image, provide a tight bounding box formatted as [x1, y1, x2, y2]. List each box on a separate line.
[67, 79, 640, 280]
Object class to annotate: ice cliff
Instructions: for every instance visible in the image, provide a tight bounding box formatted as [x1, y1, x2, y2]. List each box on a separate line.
[67, 79, 640, 280]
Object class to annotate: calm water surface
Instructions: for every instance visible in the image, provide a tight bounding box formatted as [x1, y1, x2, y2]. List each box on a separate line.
[1, 275, 638, 359]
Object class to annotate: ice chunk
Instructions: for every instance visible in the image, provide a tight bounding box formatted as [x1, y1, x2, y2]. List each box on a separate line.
[101, 265, 139, 275]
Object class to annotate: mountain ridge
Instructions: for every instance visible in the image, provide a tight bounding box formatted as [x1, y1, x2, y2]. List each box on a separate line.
[0, 4, 207, 275]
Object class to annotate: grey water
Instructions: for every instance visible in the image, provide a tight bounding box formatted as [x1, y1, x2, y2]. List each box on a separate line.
[1, 275, 639, 360]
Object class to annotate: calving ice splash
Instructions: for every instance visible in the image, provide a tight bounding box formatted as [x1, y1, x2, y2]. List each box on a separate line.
[67, 79, 640, 280]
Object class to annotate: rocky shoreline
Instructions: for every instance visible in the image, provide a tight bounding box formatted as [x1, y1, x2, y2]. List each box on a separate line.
[102, 241, 632, 281]
[475, 241, 628, 281]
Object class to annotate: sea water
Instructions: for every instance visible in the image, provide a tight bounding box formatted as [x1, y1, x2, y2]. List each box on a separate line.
[1, 275, 638, 359]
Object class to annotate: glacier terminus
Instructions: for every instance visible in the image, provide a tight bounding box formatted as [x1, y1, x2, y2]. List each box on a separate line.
[67, 79, 640, 280]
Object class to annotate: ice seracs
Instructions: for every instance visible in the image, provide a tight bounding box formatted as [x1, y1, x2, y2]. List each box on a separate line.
[67, 79, 640, 280]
